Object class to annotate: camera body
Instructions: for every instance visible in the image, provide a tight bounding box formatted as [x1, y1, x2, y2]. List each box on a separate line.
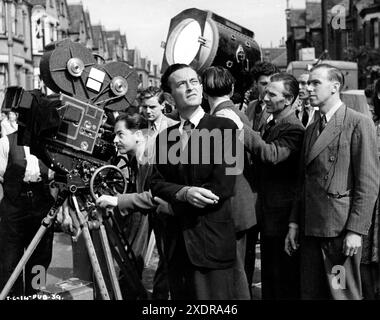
[2, 39, 139, 184]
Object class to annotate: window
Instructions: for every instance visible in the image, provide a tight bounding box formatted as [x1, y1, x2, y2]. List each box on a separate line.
[11, 2, 15, 35]
[0, 1, 5, 34]
[374, 19, 379, 49]
[23, 10, 27, 41]
[49, 23, 54, 42]
[16, 6, 23, 36]
[61, 1, 65, 17]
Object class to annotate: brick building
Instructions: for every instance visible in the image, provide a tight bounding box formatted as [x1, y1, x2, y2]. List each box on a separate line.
[0, 0, 34, 96]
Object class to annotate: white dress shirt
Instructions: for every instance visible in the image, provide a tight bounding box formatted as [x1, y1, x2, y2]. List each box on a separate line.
[324, 100, 343, 123]
[179, 106, 205, 134]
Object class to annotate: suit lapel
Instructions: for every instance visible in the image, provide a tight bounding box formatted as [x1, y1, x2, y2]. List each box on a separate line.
[306, 105, 346, 166]
[258, 108, 270, 133]
[305, 121, 318, 158]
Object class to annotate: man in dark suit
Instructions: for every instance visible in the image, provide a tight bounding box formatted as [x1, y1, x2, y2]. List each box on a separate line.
[150, 63, 238, 300]
[202, 66, 257, 299]
[243, 73, 305, 299]
[295, 73, 320, 128]
[244, 61, 279, 289]
[245, 61, 280, 133]
[286, 64, 380, 300]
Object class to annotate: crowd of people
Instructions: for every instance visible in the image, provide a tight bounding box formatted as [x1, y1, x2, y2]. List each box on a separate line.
[0, 60, 380, 300]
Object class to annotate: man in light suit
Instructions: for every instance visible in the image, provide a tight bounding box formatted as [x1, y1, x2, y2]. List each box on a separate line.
[140, 86, 178, 161]
[285, 64, 380, 300]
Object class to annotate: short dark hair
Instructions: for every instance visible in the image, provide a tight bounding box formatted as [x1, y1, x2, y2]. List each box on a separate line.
[310, 63, 345, 91]
[250, 61, 280, 82]
[140, 86, 165, 104]
[270, 72, 299, 104]
[201, 66, 235, 97]
[160, 63, 198, 93]
[115, 112, 147, 130]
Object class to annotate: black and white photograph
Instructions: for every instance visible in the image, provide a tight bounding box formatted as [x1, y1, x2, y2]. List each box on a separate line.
[0, 0, 379, 309]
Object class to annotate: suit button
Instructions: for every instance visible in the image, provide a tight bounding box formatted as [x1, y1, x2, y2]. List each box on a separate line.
[329, 156, 336, 162]
[324, 175, 329, 180]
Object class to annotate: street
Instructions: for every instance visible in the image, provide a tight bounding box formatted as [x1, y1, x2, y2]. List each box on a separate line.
[46, 232, 262, 300]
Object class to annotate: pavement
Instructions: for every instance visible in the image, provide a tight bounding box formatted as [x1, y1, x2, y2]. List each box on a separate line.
[46, 232, 262, 300]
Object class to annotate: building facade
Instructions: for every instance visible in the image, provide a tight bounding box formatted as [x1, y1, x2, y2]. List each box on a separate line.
[67, 3, 93, 49]
[0, 0, 33, 104]
[29, 0, 70, 89]
[286, 0, 380, 87]
[92, 24, 109, 62]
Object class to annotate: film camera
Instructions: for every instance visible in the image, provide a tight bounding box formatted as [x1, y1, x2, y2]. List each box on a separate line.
[0, 39, 146, 300]
[2, 39, 139, 194]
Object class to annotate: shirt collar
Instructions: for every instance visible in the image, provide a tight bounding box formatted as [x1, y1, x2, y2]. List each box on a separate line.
[149, 113, 163, 132]
[179, 106, 205, 132]
[324, 100, 343, 122]
[304, 101, 312, 111]
[210, 97, 230, 115]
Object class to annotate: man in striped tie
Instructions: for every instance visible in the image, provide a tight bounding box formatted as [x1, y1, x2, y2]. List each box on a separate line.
[286, 64, 380, 300]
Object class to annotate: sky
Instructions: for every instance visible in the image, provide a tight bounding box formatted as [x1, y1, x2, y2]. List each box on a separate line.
[67, 0, 308, 66]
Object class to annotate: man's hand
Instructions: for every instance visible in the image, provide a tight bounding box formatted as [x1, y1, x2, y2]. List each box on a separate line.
[186, 187, 219, 208]
[285, 224, 299, 256]
[56, 199, 74, 235]
[154, 197, 173, 215]
[96, 195, 118, 208]
[343, 231, 362, 256]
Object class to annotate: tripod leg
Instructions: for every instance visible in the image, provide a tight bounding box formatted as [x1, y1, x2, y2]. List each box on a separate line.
[109, 210, 139, 264]
[71, 195, 110, 300]
[98, 224, 123, 300]
[0, 226, 47, 300]
[0, 190, 69, 300]
[103, 218, 147, 299]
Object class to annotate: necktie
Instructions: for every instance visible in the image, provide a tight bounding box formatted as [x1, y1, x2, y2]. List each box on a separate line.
[302, 109, 309, 127]
[183, 120, 194, 133]
[181, 120, 194, 149]
[262, 119, 276, 140]
[319, 114, 327, 134]
[255, 101, 264, 114]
